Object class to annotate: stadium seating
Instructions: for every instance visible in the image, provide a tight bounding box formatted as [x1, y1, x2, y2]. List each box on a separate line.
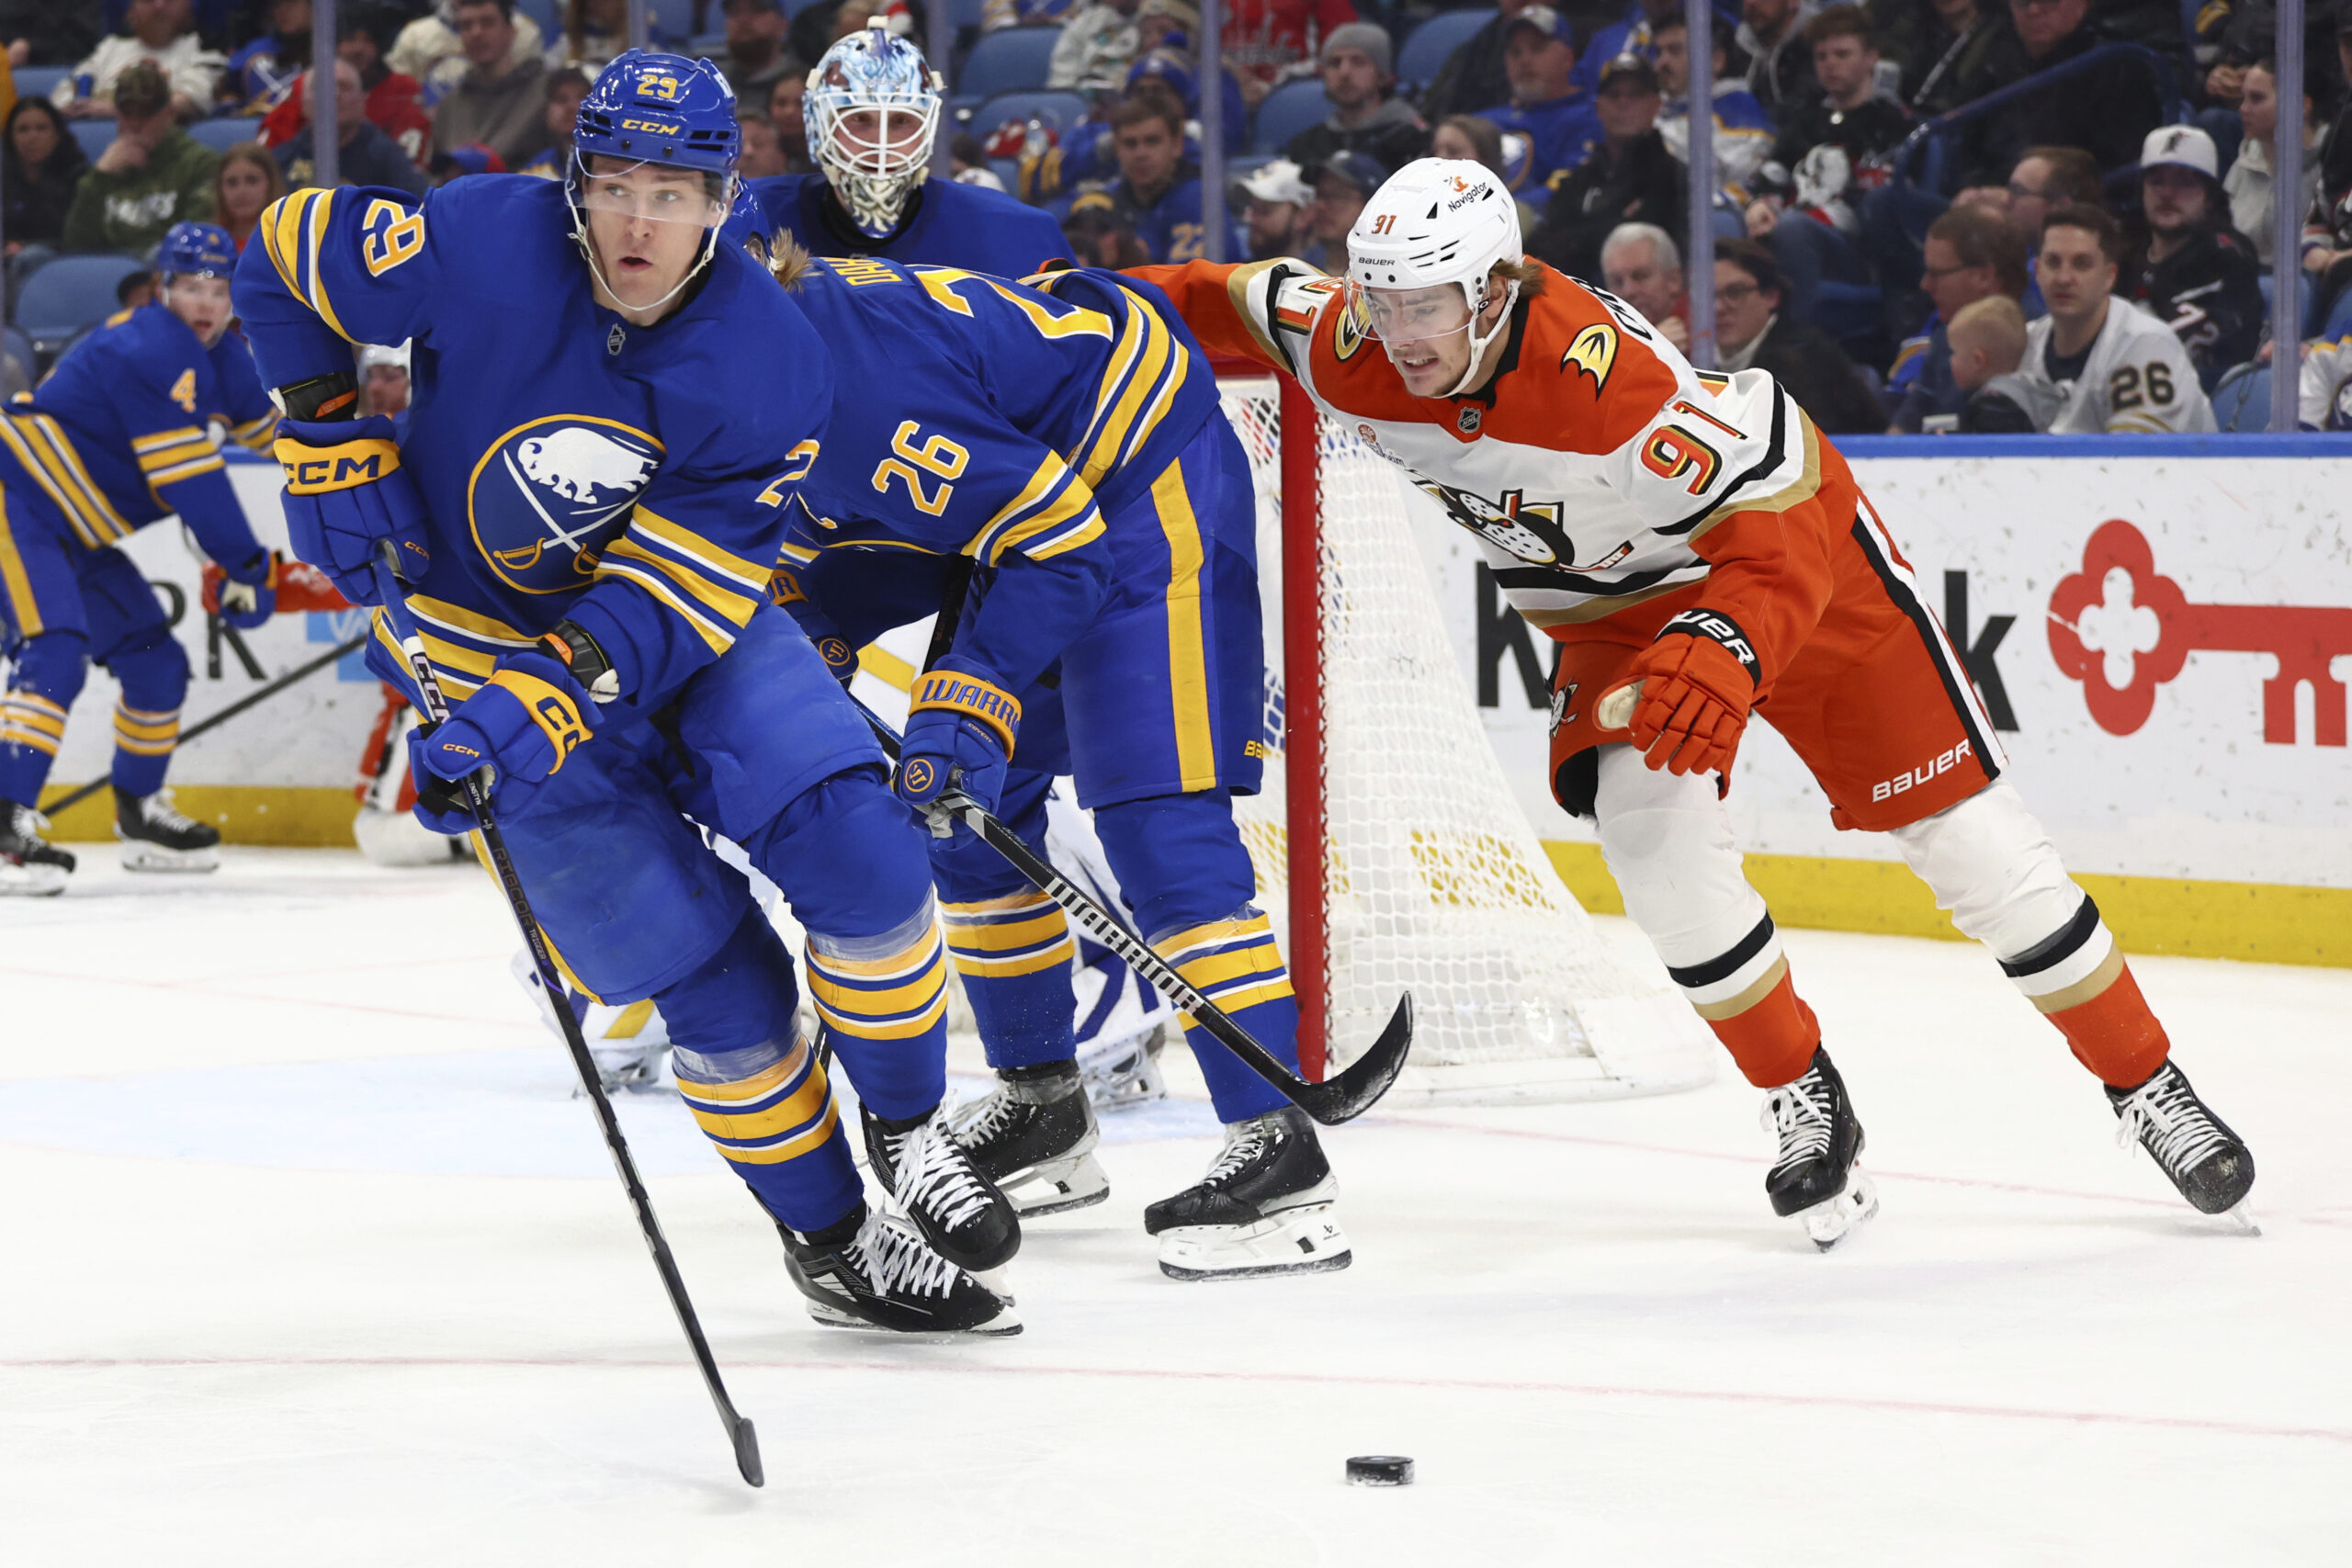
[957, 28, 1059, 98]
[1396, 10, 1488, 93]
[73, 120, 117, 163]
[2210, 363, 2273, 431]
[15, 66, 70, 101]
[968, 89, 1091, 140]
[189, 118, 263, 152]
[1250, 78, 1332, 155]
[14, 254, 150, 359]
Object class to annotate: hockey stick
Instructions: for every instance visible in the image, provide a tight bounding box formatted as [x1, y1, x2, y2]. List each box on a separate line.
[368, 550, 763, 1489]
[846, 693, 1411, 1125]
[40, 633, 369, 817]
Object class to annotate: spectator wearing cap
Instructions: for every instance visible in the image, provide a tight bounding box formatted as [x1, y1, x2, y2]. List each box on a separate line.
[515, 64, 591, 177]
[55, 0, 225, 121]
[2223, 58, 2318, 269]
[277, 59, 429, 196]
[1473, 5, 1603, 194]
[1087, 90, 1238, 259]
[1223, 0, 1361, 109]
[1736, 0, 1821, 130]
[62, 62, 217, 253]
[1234, 155, 1312, 259]
[1887, 203, 2025, 431]
[1601, 220, 1690, 350]
[390, 0, 547, 107]
[432, 1, 551, 171]
[2, 2, 105, 72]
[360, 342, 412, 418]
[1951, 0, 2165, 186]
[719, 0, 796, 104]
[1653, 13, 1774, 203]
[1529, 54, 1685, 280]
[2128, 125, 2263, 391]
[1422, 0, 1532, 125]
[1283, 22, 1429, 176]
[1713, 236, 1885, 431]
[1302, 149, 1382, 268]
[220, 0, 311, 114]
[1047, 0, 1143, 90]
[1126, 38, 1249, 154]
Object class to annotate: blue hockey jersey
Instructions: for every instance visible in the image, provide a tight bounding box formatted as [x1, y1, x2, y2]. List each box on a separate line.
[3, 304, 277, 569]
[775, 258, 1220, 687]
[736, 174, 1071, 278]
[232, 176, 833, 721]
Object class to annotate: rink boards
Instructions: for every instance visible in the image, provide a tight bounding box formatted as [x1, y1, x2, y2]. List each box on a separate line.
[31, 440, 2352, 966]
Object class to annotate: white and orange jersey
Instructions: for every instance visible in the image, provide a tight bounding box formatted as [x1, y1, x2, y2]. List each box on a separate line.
[1130, 256, 1867, 694]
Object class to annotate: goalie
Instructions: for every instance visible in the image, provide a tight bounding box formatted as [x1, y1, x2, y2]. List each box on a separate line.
[1135, 159, 2256, 1246]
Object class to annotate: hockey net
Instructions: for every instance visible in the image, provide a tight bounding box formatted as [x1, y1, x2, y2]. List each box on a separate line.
[1218, 370, 1714, 1106]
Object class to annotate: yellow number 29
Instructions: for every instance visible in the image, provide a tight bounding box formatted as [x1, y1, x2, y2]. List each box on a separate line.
[871, 421, 968, 516]
[360, 198, 425, 277]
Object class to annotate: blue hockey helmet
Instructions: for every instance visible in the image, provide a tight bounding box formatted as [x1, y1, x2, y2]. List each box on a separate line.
[158, 220, 238, 282]
[808, 20, 942, 239]
[567, 51, 742, 314]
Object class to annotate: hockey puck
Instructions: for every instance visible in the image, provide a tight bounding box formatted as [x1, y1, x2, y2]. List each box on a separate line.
[1346, 1455, 1414, 1487]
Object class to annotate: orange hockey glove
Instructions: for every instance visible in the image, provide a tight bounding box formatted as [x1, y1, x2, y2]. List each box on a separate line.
[1600, 609, 1763, 778]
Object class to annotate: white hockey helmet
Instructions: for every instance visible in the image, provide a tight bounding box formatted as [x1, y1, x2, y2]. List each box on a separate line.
[1345, 158, 1524, 397]
[808, 19, 943, 239]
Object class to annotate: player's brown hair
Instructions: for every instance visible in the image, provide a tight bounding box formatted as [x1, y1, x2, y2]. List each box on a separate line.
[1926, 204, 2028, 298]
[1804, 5, 1874, 49]
[2039, 200, 2124, 264]
[1489, 255, 1551, 298]
[762, 231, 817, 290]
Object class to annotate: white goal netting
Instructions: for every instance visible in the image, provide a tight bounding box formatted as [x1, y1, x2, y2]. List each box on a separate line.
[1219, 375, 1714, 1106]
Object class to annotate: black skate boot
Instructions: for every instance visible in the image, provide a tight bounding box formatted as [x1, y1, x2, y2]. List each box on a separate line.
[2108, 1060, 2256, 1221]
[780, 1202, 1020, 1336]
[0, 799, 74, 897]
[861, 1101, 1022, 1273]
[1760, 1046, 1878, 1250]
[1143, 1104, 1351, 1280]
[114, 786, 220, 873]
[948, 1060, 1110, 1217]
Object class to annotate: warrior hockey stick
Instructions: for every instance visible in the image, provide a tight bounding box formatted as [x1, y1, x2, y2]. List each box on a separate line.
[368, 550, 763, 1490]
[40, 633, 369, 817]
[847, 694, 1412, 1125]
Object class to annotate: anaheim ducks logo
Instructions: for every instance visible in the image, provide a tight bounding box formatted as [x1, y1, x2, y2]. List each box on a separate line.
[1415, 480, 1576, 564]
[1562, 321, 1618, 390]
[469, 416, 663, 594]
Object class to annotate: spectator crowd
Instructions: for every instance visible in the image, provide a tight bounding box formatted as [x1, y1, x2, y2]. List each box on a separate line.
[6, 0, 2352, 427]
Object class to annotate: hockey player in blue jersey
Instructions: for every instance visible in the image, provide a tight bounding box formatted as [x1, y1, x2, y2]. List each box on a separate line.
[0, 221, 284, 894]
[755, 240, 1350, 1280]
[729, 22, 1069, 278]
[232, 51, 1021, 1336]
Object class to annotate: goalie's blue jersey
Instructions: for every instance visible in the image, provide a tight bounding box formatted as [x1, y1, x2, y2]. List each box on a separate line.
[4, 303, 277, 566]
[736, 173, 1071, 279]
[231, 175, 833, 721]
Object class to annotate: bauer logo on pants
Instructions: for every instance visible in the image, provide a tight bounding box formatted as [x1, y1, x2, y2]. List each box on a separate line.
[469, 417, 664, 594]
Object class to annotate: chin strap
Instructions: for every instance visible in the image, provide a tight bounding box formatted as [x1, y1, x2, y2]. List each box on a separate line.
[565, 164, 730, 321]
[1440, 278, 1522, 400]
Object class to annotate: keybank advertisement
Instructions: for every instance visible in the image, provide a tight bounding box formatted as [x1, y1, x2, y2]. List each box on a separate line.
[1407, 449, 2352, 892]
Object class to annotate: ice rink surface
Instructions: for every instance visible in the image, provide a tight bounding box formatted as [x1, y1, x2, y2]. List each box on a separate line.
[3, 850, 2346, 1566]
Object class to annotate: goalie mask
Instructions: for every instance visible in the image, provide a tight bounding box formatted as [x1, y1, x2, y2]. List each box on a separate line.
[566, 50, 741, 316]
[1344, 158, 1524, 398]
[808, 20, 943, 240]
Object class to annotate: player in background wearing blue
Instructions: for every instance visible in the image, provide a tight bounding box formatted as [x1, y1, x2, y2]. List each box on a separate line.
[0, 222, 282, 895]
[730, 22, 1069, 277]
[232, 51, 1020, 1336]
[759, 240, 1350, 1280]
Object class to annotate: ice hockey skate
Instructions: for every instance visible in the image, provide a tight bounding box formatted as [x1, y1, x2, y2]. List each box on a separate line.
[2109, 1060, 2257, 1227]
[1760, 1047, 1878, 1250]
[509, 953, 674, 1094]
[1144, 1104, 1351, 1280]
[114, 787, 220, 873]
[949, 1060, 1111, 1217]
[781, 1203, 1020, 1336]
[0, 800, 74, 896]
[863, 1102, 1022, 1272]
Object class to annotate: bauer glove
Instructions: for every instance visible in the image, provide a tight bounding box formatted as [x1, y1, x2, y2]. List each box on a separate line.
[405, 650, 599, 831]
[771, 567, 859, 687]
[204, 548, 283, 631]
[273, 414, 431, 606]
[897, 657, 1019, 818]
[1602, 608, 1762, 778]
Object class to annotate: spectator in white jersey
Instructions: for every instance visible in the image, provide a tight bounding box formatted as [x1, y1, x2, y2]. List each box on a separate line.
[2012, 202, 2216, 433]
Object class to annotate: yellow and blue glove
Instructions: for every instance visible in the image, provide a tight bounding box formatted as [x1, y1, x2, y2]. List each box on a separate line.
[274, 414, 431, 604]
[406, 649, 598, 833]
[209, 548, 283, 631]
[898, 657, 1019, 818]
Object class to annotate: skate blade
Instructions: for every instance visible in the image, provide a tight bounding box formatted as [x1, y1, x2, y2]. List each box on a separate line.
[1003, 1153, 1112, 1218]
[801, 1300, 1023, 1337]
[2222, 1200, 2261, 1237]
[119, 843, 220, 874]
[1796, 1172, 1880, 1251]
[0, 865, 69, 897]
[1156, 1203, 1353, 1281]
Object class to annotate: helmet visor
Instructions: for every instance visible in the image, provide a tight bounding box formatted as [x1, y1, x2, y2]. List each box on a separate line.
[574, 154, 730, 230]
[1348, 279, 1475, 345]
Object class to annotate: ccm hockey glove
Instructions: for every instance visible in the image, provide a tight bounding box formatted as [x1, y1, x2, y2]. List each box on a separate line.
[206, 548, 283, 631]
[405, 650, 598, 831]
[273, 414, 430, 605]
[897, 657, 1019, 818]
[1604, 608, 1762, 778]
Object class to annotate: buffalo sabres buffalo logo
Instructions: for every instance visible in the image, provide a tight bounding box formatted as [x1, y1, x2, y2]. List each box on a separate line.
[1561, 321, 1617, 390]
[469, 416, 663, 593]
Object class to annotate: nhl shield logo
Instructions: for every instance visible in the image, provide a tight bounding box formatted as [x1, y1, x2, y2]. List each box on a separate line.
[1457, 405, 1482, 433]
[469, 416, 664, 593]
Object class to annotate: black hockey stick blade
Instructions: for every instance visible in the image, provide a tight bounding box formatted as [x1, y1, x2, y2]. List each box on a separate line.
[1295, 991, 1415, 1124]
[731, 1415, 765, 1488]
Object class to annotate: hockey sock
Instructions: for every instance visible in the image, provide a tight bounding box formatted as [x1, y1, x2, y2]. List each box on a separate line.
[2039, 951, 2172, 1089]
[941, 891, 1079, 1071]
[1701, 961, 1823, 1089]
[0, 630, 88, 807]
[804, 899, 953, 1123]
[1158, 936, 1298, 1123]
[661, 908, 862, 1233]
[104, 622, 190, 800]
